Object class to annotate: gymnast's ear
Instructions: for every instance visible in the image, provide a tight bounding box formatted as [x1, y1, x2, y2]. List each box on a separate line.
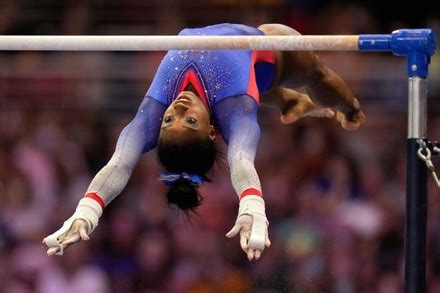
[209, 125, 216, 140]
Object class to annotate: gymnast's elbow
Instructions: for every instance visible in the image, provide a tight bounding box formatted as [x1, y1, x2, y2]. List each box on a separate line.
[105, 155, 136, 176]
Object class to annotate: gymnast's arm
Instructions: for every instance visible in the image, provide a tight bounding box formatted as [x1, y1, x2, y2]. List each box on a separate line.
[43, 97, 166, 255]
[213, 95, 270, 261]
[84, 97, 165, 209]
[213, 95, 262, 198]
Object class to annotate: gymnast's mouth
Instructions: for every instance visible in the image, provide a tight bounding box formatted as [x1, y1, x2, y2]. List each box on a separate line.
[176, 96, 191, 102]
[175, 92, 195, 104]
[173, 96, 192, 108]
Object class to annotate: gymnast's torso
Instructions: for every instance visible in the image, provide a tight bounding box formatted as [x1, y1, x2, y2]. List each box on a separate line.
[146, 23, 275, 109]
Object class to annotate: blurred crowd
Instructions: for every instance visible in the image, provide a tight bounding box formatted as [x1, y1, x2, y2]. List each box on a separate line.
[1, 0, 440, 292]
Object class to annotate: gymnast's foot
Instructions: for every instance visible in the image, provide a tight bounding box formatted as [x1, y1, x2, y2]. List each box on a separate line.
[335, 104, 366, 131]
[278, 89, 334, 124]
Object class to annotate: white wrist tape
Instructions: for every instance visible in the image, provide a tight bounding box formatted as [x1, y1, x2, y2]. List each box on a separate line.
[43, 197, 103, 255]
[238, 195, 269, 250]
[75, 197, 103, 233]
[238, 195, 267, 219]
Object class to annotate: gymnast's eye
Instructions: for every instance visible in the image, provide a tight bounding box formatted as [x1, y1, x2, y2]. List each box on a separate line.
[163, 116, 174, 123]
[186, 117, 197, 124]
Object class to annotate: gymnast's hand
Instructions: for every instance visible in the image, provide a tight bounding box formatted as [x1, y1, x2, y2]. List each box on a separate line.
[43, 219, 90, 256]
[226, 196, 271, 261]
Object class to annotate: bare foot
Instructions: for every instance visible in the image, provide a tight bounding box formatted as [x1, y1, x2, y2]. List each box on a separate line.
[280, 90, 334, 124]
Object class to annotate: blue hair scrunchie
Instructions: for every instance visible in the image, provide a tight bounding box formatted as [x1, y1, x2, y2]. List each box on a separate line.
[159, 172, 204, 187]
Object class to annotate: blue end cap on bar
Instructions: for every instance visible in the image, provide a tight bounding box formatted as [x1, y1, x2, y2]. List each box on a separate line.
[360, 29, 436, 77]
[391, 29, 436, 77]
[390, 29, 436, 57]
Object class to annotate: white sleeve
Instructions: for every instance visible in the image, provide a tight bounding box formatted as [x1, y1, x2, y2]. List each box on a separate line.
[213, 95, 262, 199]
[44, 98, 165, 253]
[78, 97, 165, 230]
[227, 116, 262, 198]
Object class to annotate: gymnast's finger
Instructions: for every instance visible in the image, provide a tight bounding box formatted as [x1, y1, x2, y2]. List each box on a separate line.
[226, 224, 241, 238]
[247, 248, 255, 261]
[266, 236, 271, 248]
[47, 246, 60, 256]
[60, 234, 81, 247]
[79, 227, 90, 241]
[240, 234, 248, 251]
[254, 249, 262, 260]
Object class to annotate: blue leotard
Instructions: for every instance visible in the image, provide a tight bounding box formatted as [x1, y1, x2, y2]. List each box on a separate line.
[146, 23, 275, 107]
[84, 24, 276, 204]
[44, 25, 278, 250]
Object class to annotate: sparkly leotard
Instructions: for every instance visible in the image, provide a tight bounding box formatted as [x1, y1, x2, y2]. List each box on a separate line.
[147, 23, 275, 107]
[84, 24, 275, 206]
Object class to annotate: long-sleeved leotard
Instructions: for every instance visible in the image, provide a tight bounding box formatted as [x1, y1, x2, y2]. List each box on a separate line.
[76, 23, 275, 233]
[43, 24, 274, 253]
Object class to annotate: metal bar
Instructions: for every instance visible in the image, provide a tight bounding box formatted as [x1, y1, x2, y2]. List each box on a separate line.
[408, 78, 427, 138]
[405, 139, 428, 293]
[405, 77, 428, 293]
[0, 35, 360, 51]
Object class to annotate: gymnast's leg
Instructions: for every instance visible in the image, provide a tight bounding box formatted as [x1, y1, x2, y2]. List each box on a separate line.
[258, 23, 365, 130]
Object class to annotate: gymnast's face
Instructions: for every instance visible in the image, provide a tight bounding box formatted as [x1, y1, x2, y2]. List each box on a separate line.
[160, 91, 215, 142]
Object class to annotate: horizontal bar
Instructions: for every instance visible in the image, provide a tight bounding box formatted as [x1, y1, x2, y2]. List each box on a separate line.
[0, 35, 359, 51]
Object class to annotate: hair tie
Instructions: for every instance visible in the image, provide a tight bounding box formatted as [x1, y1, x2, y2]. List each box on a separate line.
[159, 172, 204, 186]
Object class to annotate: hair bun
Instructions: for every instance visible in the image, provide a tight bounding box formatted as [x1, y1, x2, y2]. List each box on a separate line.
[166, 179, 203, 212]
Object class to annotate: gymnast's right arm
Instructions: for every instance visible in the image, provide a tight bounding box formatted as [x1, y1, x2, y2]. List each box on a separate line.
[43, 97, 166, 255]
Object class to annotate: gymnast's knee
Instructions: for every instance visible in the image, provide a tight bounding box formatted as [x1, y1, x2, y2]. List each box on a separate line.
[258, 24, 301, 36]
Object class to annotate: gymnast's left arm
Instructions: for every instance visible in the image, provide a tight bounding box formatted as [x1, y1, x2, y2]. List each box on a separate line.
[213, 95, 271, 261]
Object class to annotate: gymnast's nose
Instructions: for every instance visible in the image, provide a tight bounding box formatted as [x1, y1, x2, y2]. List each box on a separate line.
[173, 101, 189, 115]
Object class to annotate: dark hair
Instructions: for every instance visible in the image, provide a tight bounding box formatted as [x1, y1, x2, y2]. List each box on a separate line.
[157, 137, 219, 214]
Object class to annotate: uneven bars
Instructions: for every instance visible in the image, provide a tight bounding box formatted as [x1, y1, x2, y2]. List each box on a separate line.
[0, 35, 359, 51]
[0, 30, 433, 54]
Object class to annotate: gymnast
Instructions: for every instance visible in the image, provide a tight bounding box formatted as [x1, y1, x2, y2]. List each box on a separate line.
[43, 23, 365, 261]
